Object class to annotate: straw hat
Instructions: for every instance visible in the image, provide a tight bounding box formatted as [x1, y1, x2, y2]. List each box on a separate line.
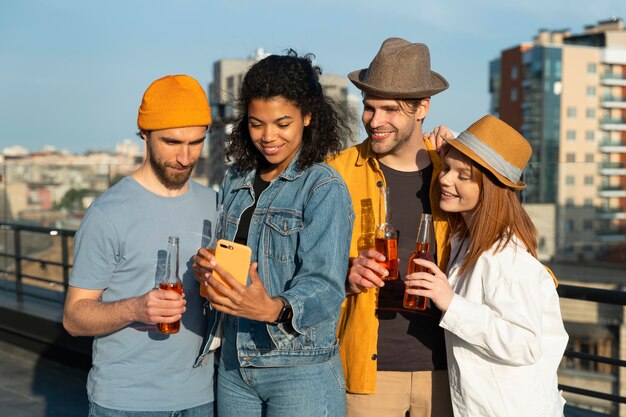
[348, 37, 448, 99]
[446, 115, 532, 190]
[137, 74, 211, 130]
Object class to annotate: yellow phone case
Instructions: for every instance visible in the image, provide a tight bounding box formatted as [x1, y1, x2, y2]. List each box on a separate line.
[214, 239, 252, 290]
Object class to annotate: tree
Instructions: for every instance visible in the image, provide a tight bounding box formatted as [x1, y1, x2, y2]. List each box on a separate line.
[55, 188, 92, 210]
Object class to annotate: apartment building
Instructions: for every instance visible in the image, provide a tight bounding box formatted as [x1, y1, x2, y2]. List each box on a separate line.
[489, 17, 626, 263]
[206, 49, 360, 188]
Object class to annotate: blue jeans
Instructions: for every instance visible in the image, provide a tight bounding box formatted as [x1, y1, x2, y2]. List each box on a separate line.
[217, 319, 346, 417]
[88, 402, 214, 417]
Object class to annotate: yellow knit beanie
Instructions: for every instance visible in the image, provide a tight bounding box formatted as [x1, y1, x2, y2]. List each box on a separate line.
[137, 74, 212, 130]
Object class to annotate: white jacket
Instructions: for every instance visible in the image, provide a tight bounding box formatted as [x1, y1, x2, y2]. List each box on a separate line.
[440, 236, 568, 417]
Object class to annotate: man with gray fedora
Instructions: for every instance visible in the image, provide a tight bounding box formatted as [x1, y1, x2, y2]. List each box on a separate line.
[328, 38, 454, 417]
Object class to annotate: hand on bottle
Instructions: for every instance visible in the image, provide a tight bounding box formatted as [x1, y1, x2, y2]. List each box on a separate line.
[132, 289, 186, 325]
[206, 262, 283, 323]
[346, 248, 390, 294]
[405, 258, 453, 312]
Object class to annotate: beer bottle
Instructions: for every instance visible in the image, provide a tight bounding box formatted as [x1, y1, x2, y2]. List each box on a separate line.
[404, 213, 433, 310]
[157, 236, 183, 334]
[357, 198, 376, 252]
[375, 187, 399, 280]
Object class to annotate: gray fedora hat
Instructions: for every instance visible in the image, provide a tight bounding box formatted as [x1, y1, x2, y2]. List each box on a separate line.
[348, 37, 449, 99]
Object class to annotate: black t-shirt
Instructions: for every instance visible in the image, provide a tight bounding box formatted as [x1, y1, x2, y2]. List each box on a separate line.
[376, 161, 447, 371]
[234, 173, 270, 245]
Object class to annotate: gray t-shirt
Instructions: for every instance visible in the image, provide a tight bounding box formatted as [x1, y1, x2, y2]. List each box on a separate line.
[70, 177, 217, 411]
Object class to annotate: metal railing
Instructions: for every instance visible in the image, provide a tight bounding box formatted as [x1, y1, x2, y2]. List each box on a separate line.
[0, 222, 75, 303]
[0, 221, 625, 414]
[557, 284, 626, 414]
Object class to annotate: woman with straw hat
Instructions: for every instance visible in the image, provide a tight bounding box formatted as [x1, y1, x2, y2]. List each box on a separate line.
[405, 115, 568, 416]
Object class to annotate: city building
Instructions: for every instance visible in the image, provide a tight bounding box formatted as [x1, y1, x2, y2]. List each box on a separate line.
[206, 48, 360, 189]
[489, 17, 626, 263]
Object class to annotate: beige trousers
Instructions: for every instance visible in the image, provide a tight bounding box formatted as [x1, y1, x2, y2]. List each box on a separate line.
[346, 370, 453, 417]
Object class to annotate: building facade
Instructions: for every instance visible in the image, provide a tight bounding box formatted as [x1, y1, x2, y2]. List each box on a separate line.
[490, 18, 626, 263]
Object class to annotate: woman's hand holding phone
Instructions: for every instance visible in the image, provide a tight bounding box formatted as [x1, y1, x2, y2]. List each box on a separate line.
[209, 265, 284, 324]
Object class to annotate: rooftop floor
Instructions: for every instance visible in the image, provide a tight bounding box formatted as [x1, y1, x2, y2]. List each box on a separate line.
[0, 340, 87, 417]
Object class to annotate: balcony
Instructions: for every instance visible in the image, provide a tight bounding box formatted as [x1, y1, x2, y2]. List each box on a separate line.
[600, 95, 626, 109]
[596, 227, 626, 242]
[597, 207, 626, 220]
[598, 186, 626, 198]
[598, 162, 626, 176]
[601, 72, 626, 87]
[600, 118, 626, 131]
[599, 140, 626, 153]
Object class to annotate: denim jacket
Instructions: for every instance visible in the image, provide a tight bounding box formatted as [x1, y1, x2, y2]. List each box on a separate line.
[197, 156, 354, 367]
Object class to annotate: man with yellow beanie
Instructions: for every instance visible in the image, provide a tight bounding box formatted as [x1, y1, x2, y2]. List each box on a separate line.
[63, 75, 218, 416]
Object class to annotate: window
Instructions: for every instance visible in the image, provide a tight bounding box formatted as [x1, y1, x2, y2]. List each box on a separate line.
[564, 219, 574, 232]
[566, 130, 576, 141]
[586, 108, 595, 119]
[584, 198, 593, 207]
[566, 175, 575, 186]
[567, 107, 577, 118]
[583, 220, 594, 231]
[511, 88, 518, 102]
[511, 66, 518, 80]
[587, 63, 596, 74]
[585, 153, 594, 163]
[586, 85, 596, 96]
[584, 175, 594, 186]
[565, 153, 575, 163]
[566, 198, 575, 207]
[586, 131, 595, 141]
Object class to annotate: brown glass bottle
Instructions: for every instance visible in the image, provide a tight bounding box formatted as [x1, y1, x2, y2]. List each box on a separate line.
[403, 213, 433, 310]
[375, 187, 399, 280]
[157, 236, 183, 334]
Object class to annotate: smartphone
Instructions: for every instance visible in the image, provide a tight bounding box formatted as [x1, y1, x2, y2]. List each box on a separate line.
[214, 239, 252, 291]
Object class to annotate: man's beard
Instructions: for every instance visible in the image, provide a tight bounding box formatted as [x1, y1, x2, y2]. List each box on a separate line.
[147, 144, 194, 189]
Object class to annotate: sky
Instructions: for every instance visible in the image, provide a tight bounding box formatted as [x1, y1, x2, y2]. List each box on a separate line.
[1, 0, 624, 154]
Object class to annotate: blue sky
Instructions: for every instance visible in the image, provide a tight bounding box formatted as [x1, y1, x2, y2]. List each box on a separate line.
[1, 0, 624, 153]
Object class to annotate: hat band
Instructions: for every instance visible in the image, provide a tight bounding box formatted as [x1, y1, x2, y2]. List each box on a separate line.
[456, 131, 523, 184]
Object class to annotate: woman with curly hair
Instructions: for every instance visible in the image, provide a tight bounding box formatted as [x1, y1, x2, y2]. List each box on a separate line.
[194, 51, 354, 417]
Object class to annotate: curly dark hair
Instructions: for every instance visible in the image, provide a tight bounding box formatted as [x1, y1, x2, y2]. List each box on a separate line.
[225, 50, 350, 172]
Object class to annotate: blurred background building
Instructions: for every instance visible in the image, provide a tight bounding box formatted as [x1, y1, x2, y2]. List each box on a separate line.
[489, 17, 626, 263]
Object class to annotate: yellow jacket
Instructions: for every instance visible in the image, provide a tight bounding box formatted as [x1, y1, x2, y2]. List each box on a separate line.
[327, 138, 451, 394]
